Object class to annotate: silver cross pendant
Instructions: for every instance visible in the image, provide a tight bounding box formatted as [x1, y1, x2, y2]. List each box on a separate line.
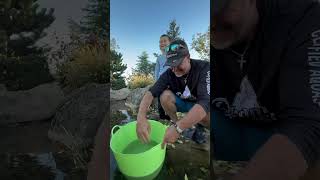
[237, 55, 247, 71]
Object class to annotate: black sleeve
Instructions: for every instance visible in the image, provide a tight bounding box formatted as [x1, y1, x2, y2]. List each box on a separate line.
[275, 27, 320, 167]
[149, 70, 170, 97]
[196, 64, 210, 113]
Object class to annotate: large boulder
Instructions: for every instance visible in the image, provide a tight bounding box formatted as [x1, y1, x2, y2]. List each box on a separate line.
[110, 88, 130, 101]
[0, 82, 65, 124]
[48, 83, 109, 148]
[125, 85, 153, 114]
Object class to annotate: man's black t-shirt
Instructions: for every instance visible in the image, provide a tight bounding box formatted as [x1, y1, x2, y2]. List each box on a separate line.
[212, 0, 320, 166]
[149, 59, 210, 113]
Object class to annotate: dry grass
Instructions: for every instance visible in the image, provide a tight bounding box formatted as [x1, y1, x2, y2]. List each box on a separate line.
[57, 45, 109, 91]
[127, 74, 154, 89]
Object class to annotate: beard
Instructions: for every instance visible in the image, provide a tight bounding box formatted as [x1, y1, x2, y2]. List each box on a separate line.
[173, 66, 187, 77]
[175, 73, 184, 77]
[212, 27, 238, 50]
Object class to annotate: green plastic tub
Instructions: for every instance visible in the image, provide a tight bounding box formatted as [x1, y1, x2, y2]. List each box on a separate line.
[110, 120, 167, 180]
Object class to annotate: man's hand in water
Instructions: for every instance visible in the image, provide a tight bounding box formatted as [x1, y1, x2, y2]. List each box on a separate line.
[136, 117, 151, 143]
[161, 125, 180, 149]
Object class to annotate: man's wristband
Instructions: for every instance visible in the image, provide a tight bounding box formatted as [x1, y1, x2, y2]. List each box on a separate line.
[170, 120, 183, 134]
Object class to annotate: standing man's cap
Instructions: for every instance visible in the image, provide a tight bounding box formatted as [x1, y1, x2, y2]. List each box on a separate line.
[214, 0, 231, 14]
[164, 39, 189, 67]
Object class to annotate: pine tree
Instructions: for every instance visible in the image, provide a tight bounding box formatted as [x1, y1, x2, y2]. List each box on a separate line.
[80, 0, 108, 46]
[166, 19, 182, 41]
[134, 51, 155, 77]
[110, 49, 127, 90]
[0, 0, 54, 57]
[0, 0, 55, 90]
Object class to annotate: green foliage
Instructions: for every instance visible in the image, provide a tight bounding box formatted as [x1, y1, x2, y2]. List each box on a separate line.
[166, 19, 182, 40]
[53, 0, 111, 91]
[153, 53, 160, 58]
[0, 0, 55, 57]
[111, 78, 126, 90]
[0, 0, 55, 90]
[127, 74, 154, 89]
[0, 55, 53, 90]
[111, 111, 127, 122]
[110, 48, 127, 90]
[191, 27, 210, 61]
[80, 0, 108, 46]
[57, 45, 109, 90]
[133, 51, 155, 77]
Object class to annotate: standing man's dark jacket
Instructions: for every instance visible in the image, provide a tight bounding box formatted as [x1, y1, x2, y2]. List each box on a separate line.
[212, 0, 320, 166]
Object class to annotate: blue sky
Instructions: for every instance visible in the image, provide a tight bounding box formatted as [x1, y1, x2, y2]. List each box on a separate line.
[111, 0, 210, 77]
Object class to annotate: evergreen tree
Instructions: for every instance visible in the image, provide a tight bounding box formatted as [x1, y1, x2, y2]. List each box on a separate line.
[80, 0, 108, 46]
[166, 19, 182, 41]
[110, 49, 127, 90]
[133, 51, 155, 77]
[110, 38, 126, 89]
[0, 0, 55, 90]
[0, 0, 55, 57]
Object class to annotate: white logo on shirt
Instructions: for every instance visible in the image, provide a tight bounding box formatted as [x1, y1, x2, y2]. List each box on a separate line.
[176, 85, 196, 101]
[308, 29, 320, 107]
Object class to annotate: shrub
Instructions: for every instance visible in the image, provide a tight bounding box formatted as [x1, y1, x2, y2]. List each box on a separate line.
[57, 45, 109, 90]
[0, 55, 53, 91]
[127, 74, 154, 89]
[111, 78, 126, 90]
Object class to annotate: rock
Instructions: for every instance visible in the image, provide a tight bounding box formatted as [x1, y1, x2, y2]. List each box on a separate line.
[0, 82, 65, 124]
[125, 85, 153, 113]
[110, 88, 130, 101]
[48, 83, 109, 149]
[200, 167, 208, 173]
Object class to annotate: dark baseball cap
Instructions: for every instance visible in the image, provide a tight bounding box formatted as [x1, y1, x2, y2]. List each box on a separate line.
[164, 39, 189, 67]
[214, 0, 231, 14]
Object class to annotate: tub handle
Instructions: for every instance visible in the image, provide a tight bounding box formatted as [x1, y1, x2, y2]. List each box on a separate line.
[111, 125, 121, 136]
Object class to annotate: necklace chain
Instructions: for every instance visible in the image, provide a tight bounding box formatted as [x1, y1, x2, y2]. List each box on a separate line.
[229, 43, 250, 71]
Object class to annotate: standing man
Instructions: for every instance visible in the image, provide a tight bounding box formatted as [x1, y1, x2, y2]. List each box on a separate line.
[212, 0, 320, 179]
[136, 39, 210, 146]
[154, 34, 171, 120]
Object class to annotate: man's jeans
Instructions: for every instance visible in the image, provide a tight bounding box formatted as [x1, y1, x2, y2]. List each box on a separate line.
[211, 109, 273, 161]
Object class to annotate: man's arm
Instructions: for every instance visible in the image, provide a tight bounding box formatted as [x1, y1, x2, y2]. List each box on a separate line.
[137, 91, 154, 122]
[136, 91, 154, 143]
[137, 71, 170, 143]
[87, 120, 108, 180]
[232, 134, 307, 180]
[177, 104, 207, 130]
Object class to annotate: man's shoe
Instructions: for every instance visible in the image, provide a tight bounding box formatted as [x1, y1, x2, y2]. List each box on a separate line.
[181, 127, 196, 139]
[192, 124, 207, 144]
